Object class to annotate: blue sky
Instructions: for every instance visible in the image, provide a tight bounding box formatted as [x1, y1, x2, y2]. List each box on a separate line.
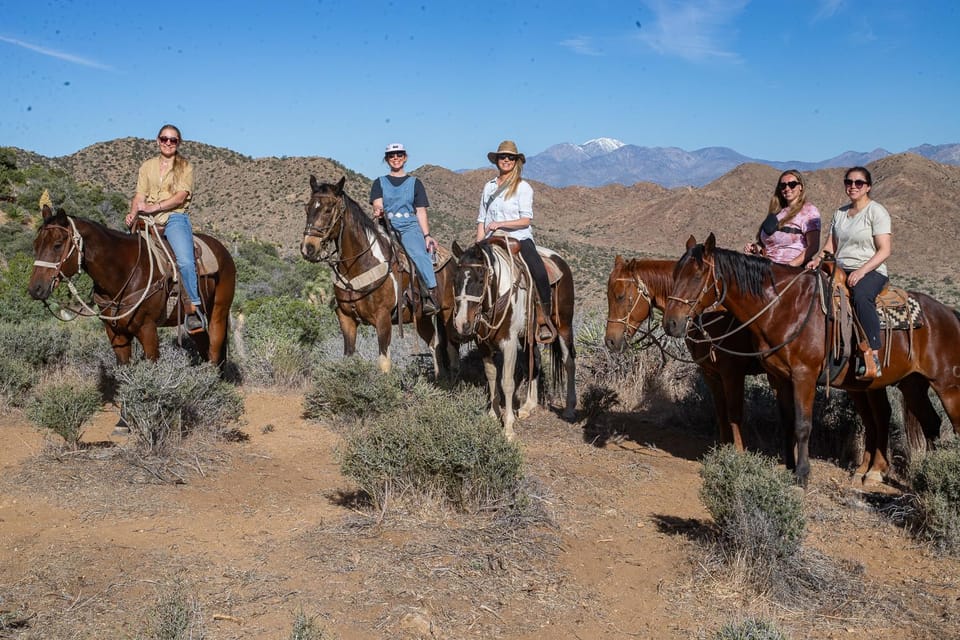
[1, 0, 958, 179]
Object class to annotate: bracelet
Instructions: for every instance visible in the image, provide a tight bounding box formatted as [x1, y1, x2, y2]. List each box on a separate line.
[424, 233, 431, 238]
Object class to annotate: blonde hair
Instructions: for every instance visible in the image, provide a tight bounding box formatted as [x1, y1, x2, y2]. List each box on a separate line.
[501, 157, 525, 200]
[158, 124, 191, 185]
[768, 169, 807, 227]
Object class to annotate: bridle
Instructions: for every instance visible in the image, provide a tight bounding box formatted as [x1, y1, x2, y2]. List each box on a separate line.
[454, 244, 515, 339]
[667, 255, 725, 317]
[32, 218, 82, 290]
[606, 275, 653, 336]
[304, 192, 384, 274]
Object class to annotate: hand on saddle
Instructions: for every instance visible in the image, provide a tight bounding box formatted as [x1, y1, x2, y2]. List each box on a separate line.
[425, 235, 438, 253]
[372, 206, 384, 219]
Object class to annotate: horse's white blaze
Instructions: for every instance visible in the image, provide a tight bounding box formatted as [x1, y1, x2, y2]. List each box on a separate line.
[453, 271, 472, 334]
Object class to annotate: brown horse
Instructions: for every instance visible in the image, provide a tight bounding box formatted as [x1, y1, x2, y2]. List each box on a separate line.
[605, 255, 778, 450]
[28, 205, 236, 366]
[451, 238, 576, 440]
[299, 176, 458, 376]
[663, 234, 960, 486]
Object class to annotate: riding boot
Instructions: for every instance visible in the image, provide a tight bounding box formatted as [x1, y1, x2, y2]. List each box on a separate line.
[535, 300, 557, 344]
[855, 341, 881, 381]
[421, 286, 440, 316]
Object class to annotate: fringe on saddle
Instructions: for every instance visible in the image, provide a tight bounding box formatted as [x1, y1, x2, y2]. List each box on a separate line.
[818, 259, 923, 385]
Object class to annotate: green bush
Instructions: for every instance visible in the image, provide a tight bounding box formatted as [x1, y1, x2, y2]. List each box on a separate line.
[114, 350, 243, 453]
[0, 357, 38, 406]
[700, 445, 805, 561]
[0, 321, 72, 366]
[339, 383, 524, 512]
[714, 618, 789, 640]
[909, 441, 960, 552]
[25, 381, 102, 446]
[304, 356, 403, 421]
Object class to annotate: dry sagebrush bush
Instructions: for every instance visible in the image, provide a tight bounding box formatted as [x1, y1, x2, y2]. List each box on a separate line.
[909, 440, 960, 553]
[25, 380, 102, 447]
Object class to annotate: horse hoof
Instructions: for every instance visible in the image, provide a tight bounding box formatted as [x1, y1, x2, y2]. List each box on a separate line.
[863, 470, 884, 486]
[562, 408, 577, 422]
[518, 408, 532, 420]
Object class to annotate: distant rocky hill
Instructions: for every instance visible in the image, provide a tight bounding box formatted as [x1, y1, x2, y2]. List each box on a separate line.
[8, 140, 960, 307]
[522, 138, 960, 188]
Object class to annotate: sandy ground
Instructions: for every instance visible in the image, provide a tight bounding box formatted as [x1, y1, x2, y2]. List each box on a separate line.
[1, 390, 959, 639]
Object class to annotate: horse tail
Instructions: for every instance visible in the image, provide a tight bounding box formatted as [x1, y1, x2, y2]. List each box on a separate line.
[549, 337, 565, 396]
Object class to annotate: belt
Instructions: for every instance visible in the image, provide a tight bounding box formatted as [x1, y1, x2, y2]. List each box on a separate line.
[386, 212, 413, 219]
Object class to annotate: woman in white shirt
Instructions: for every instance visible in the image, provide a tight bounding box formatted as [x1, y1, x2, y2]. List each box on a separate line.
[477, 140, 555, 342]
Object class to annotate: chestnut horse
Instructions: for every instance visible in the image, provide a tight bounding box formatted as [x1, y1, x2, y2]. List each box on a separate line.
[299, 176, 458, 376]
[28, 205, 236, 365]
[663, 234, 960, 486]
[605, 255, 778, 450]
[451, 238, 576, 440]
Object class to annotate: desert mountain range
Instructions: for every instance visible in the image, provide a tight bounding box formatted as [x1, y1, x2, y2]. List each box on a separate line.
[11, 139, 960, 306]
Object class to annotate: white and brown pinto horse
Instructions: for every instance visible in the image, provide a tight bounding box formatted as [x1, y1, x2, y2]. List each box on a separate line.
[452, 236, 576, 440]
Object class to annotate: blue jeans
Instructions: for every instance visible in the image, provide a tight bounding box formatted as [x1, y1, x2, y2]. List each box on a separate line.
[846, 269, 888, 350]
[164, 213, 200, 305]
[391, 217, 436, 289]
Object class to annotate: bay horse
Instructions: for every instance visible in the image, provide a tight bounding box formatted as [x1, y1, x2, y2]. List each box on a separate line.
[299, 176, 458, 376]
[663, 234, 960, 486]
[605, 255, 777, 450]
[28, 205, 236, 366]
[451, 237, 576, 440]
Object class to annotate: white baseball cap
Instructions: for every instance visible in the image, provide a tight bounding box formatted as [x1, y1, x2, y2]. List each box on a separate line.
[384, 142, 406, 154]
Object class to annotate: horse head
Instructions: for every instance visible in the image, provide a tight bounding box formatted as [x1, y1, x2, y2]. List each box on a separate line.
[301, 175, 347, 262]
[604, 255, 654, 352]
[451, 241, 494, 340]
[662, 233, 721, 338]
[29, 205, 80, 300]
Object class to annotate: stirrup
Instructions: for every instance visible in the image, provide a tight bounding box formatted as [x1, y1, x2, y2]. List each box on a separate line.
[185, 309, 208, 334]
[855, 349, 881, 381]
[536, 317, 557, 344]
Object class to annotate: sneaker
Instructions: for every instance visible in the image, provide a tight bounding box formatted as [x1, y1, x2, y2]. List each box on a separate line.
[185, 309, 208, 334]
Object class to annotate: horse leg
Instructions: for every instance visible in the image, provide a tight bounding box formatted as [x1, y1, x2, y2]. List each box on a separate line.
[863, 389, 892, 484]
[791, 376, 816, 486]
[104, 323, 133, 365]
[846, 391, 874, 483]
[136, 322, 161, 362]
[372, 311, 393, 374]
[898, 375, 938, 455]
[518, 344, 539, 420]
[928, 375, 960, 439]
[481, 346, 500, 421]
[337, 308, 359, 356]
[415, 312, 441, 379]
[703, 370, 736, 449]
[772, 377, 796, 470]
[500, 341, 519, 441]
[561, 335, 577, 421]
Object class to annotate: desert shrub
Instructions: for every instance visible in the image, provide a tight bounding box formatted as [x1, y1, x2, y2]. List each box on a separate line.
[114, 350, 244, 454]
[288, 608, 329, 640]
[25, 381, 101, 447]
[713, 617, 788, 640]
[0, 357, 38, 407]
[0, 321, 72, 366]
[339, 383, 523, 512]
[235, 295, 337, 387]
[140, 579, 206, 640]
[304, 355, 403, 421]
[909, 440, 960, 552]
[700, 445, 805, 562]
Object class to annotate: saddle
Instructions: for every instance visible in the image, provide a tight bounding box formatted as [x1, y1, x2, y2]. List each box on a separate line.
[819, 261, 923, 385]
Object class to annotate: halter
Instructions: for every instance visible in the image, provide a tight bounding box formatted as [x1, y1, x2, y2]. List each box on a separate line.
[667, 255, 725, 316]
[303, 192, 346, 242]
[455, 244, 516, 339]
[606, 275, 652, 336]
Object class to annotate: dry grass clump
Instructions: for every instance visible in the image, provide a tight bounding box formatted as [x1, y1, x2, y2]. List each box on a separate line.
[711, 617, 789, 640]
[140, 578, 206, 640]
[907, 439, 960, 552]
[25, 379, 101, 448]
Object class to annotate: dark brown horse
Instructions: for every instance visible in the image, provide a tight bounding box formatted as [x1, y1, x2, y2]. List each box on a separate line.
[28, 205, 236, 365]
[663, 234, 960, 486]
[605, 255, 777, 450]
[451, 238, 576, 440]
[299, 176, 458, 376]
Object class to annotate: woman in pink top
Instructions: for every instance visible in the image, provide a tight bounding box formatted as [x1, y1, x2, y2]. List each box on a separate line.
[744, 169, 820, 267]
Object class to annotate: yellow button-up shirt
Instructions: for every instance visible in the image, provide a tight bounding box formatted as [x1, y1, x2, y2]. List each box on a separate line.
[135, 156, 194, 224]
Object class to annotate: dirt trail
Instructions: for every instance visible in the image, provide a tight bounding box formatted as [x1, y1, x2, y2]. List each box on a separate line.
[1, 392, 958, 639]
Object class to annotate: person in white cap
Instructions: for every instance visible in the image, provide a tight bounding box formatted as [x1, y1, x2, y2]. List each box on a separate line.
[370, 143, 440, 314]
[477, 139, 556, 342]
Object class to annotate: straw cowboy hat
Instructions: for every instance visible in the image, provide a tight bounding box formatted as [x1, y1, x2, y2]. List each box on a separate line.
[487, 140, 526, 165]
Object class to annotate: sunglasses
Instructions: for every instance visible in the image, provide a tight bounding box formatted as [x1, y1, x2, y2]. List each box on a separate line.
[385, 151, 406, 159]
[779, 180, 800, 190]
[843, 179, 869, 188]
[497, 153, 519, 162]
[158, 136, 180, 145]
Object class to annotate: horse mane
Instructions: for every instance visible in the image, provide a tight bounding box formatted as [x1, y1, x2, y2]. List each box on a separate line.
[41, 211, 132, 242]
[312, 180, 382, 238]
[629, 259, 676, 302]
[690, 244, 773, 299]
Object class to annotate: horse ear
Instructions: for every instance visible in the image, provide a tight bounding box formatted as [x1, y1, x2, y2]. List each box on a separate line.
[685, 235, 697, 251]
[614, 255, 624, 267]
[334, 176, 346, 195]
[452, 240, 463, 258]
[42, 204, 54, 220]
[704, 233, 716, 254]
[309, 174, 319, 193]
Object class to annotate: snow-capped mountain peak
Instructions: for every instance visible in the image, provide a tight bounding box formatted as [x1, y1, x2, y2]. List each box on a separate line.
[580, 137, 625, 157]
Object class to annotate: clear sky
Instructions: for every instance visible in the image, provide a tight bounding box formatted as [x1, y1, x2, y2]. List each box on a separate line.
[2, 0, 958, 179]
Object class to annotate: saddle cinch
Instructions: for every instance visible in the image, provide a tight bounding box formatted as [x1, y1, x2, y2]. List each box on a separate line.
[129, 219, 221, 321]
[819, 260, 924, 385]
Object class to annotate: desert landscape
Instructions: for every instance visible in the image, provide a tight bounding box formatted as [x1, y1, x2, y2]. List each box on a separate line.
[2, 141, 960, 638]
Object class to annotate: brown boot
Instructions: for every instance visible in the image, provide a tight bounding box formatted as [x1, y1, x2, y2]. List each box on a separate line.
[535, 302, 557, 343]
[421, 287, 440, 316]
[855, 342, 881, 381]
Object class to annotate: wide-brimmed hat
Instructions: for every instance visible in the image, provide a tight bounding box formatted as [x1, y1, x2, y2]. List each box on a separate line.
[384, 142, 406, 155]
[487, 140, 525, 165]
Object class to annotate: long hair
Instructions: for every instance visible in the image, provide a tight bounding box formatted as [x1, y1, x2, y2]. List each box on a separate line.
[158, 124, 191, 184]
[767, 169, 808, 227]
[501, 158, 524, 200]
